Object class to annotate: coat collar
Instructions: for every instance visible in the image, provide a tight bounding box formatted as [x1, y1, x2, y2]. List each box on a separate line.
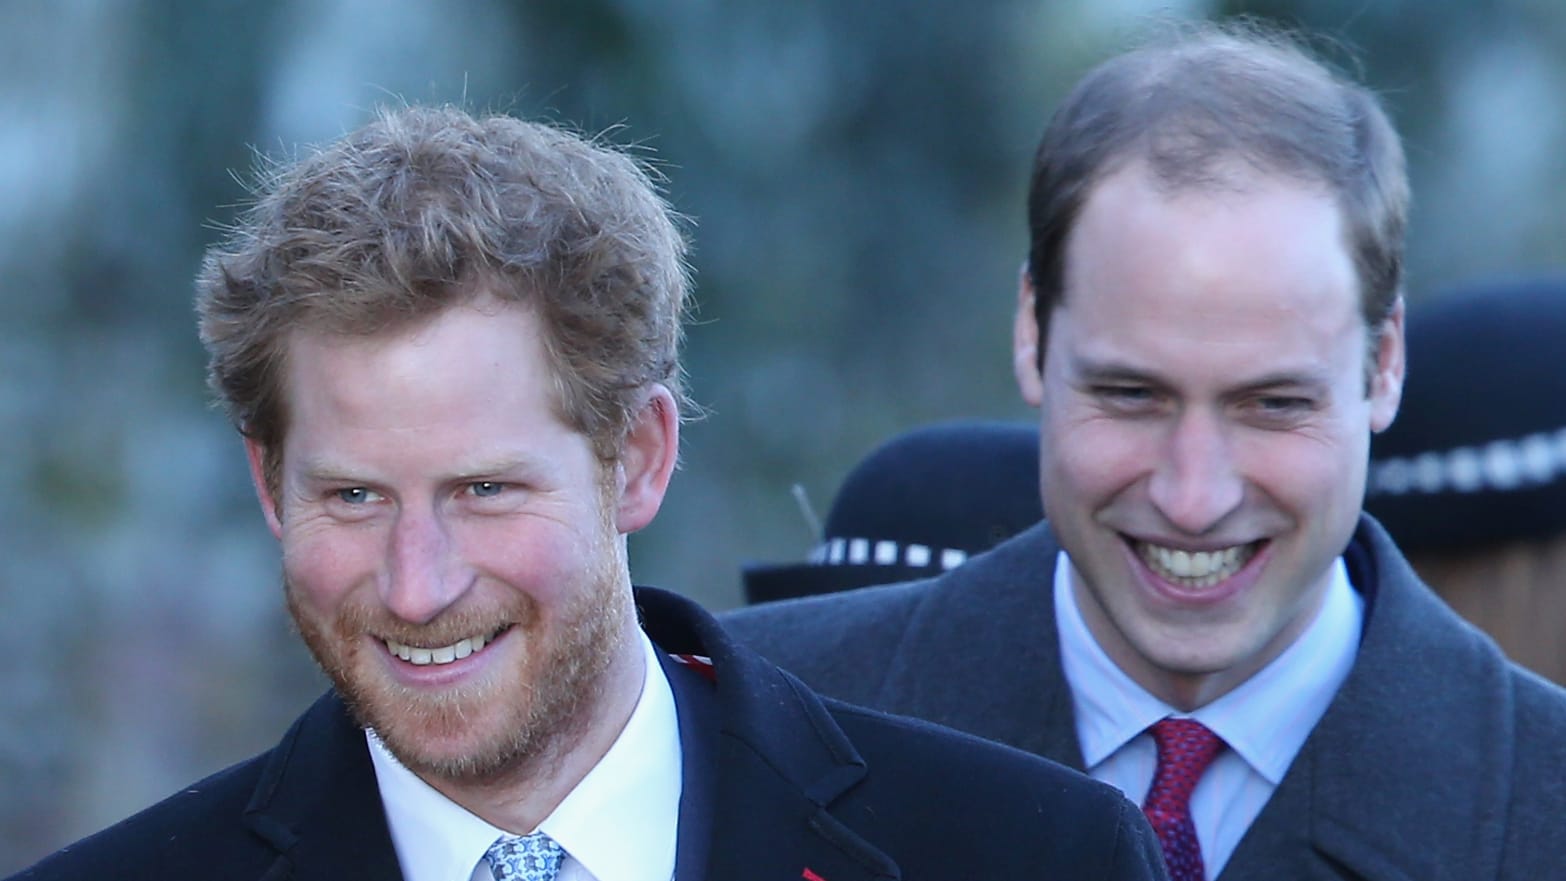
[1226, 516, 1516, 881]
[242, 692, 405, 880]
[902, 516, 1519, 881]
[240, 588, 906, 881]
[635, 586, 900, 881]
[883, 516, 1528, 881]
[872, 521, 1084, 768]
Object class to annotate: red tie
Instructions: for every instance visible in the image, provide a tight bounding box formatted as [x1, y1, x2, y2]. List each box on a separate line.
[1143, 718, 1225, 881]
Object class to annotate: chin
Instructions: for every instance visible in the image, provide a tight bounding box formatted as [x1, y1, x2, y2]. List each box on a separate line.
[378, 716, 534, 782]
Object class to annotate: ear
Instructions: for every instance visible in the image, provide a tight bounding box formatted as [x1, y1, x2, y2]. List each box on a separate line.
[244, 436, 285, 540]
[614, 384, 679, 534]
[1013, 263, 1044, 407]
[1368, 296, 1406, 432]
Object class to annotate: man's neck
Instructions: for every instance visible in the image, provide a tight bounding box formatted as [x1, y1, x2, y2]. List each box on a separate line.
[426, 619, 648, 832]
[1069, 564, 1332, 712]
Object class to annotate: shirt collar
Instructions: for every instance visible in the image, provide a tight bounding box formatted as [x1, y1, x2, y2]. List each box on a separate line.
[1057, 549, 1364, 783]
[370, 630, 683, 881]
[368, 728, 506, 881]
[539, 631, 682, 881]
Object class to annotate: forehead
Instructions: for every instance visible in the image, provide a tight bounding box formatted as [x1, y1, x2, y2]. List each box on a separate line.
[279, 297, 559, 428]
[1052, 160, 1363, 379]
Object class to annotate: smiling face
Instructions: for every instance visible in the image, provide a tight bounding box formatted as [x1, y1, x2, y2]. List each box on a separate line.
[247, 293, 675, 787]
[1014, 160, 1404, 710]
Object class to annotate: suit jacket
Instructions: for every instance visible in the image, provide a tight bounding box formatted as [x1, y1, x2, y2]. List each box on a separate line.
[12, 586, 1165, 881]
[723, 516, 1566, 881]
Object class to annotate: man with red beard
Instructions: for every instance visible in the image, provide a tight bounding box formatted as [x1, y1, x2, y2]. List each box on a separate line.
[9, 106, 1165, 881]
[726, 20, 1566, 881]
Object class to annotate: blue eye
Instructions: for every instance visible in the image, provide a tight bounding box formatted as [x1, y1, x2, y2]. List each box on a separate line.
[336, 487, 372, 504]
[470, 481, 505, 498]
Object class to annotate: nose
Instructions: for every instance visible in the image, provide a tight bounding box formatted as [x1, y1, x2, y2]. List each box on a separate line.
[1147, 409, 1245, 535]
[382, 505, 469, 624]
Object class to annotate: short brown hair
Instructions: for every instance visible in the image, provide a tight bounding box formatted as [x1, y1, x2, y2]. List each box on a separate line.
[1025, 20, 1408, 368]
[196, 105, 691, 492]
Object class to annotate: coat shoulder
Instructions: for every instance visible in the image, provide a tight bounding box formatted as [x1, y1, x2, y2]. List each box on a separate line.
[720, 577, 934, 703]
[822, 699, 1165, 880]
[720, 524, 1066, 740]
[7, 753, 271, 880]
[1505, 667, 1566, 803]
[6, 693, 371, 881]
[1471, 666, 1566, 879]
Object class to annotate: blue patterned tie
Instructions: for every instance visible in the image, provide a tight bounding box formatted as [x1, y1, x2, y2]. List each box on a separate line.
[484, 832, 565, 881]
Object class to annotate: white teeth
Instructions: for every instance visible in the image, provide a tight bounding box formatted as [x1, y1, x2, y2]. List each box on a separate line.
[385, 633, 493, 666]
[1139, 542, 1252, 588]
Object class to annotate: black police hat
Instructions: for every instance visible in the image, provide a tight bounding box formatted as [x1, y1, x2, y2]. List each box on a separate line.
[1366, 275, 1566, 553]
[741, 420, 1043, 604]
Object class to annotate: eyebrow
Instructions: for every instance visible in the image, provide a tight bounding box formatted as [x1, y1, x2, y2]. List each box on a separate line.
[294, 459, 367, 485]
[447, 458, 537, 482]
[294, 455, 537, 484]
[1068, 356, 1161, 385]
[1067, 354, 1332, 394]
[1228, 372, 1333, 395]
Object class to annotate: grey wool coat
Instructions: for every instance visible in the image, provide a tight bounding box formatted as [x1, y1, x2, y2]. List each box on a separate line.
[724, 516, 1566, 881]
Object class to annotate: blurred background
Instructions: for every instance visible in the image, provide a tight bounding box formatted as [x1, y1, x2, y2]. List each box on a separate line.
[4, 0, 1566, 871]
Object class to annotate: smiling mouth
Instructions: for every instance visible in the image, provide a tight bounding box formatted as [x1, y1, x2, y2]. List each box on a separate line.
[384, 625, 511, 666]
[1133, 540, 1261, 588]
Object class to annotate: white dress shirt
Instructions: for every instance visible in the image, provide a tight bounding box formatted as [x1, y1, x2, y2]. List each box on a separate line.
[1055, 550, 1363, 880]
[369, 630, 683, 881]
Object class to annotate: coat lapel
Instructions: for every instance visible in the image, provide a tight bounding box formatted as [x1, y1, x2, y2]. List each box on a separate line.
[639, 588, 901, 881]
[660, 649, 716, 881]
[1221, 518, 1515, 881]
[876, 523, 1085, 769]
[242, 692, 405, 881]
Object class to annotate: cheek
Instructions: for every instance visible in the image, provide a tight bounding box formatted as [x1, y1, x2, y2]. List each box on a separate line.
[1042, 417, 1155, 500]
[1236, 428, 1367, 511]
[280, 523, 380, 611]
[459, 516, 605, 601]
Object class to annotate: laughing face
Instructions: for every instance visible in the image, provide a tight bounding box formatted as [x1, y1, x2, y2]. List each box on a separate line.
[1014, 159, 1404, 710]
[248, 293, 670, 786]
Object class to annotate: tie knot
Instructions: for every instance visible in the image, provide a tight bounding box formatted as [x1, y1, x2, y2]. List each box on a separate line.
[484, 832, 565, 881]
[1146, 718, 1225, 806]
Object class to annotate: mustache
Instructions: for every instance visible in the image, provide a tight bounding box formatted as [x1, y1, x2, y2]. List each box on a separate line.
[283, 575, 541, 646]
